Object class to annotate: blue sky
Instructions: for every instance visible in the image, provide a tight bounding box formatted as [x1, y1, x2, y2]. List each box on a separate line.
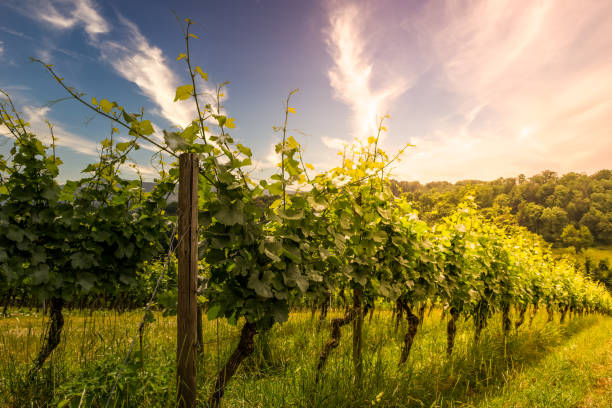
[1, 0, 611, 183]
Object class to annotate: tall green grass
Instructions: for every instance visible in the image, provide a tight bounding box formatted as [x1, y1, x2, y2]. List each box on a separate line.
[1, 308, 609, 407]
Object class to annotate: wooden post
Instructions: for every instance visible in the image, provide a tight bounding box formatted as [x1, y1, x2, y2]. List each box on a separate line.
[177, 153, 198, 408]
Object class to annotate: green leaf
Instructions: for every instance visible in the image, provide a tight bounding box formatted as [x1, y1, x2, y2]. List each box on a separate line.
[174, 85, 194, 102]
[122, 111, 137, 123]
[248, 272, 273, 298]
[116, 142, 131, 152]
[278, 208, 304, 220]
[99, 99, 113, 114]
[217, 171, 235, 185]
[31, 251, 46, 266]
[181, 124, 198, 143]
[270, 302, 289, 323]
[206, 304, 222, 320]
[140, 120, 154, 136]
[31, 264, 50, 285]
[71, 252, 96, 269]
[77, 273, 97, 292]
[307, 195, 326, 211]
[372, 230, 387, 243]
[262, 239, 282, 263]
[215, 115, 227, 127]
[6, 228, 24, 243]
[236, 144, 252, 157]
[41, 185, 59, 201]
[164, 130, 189, 151]
[285, 264, 308, 292]
[214, 201, 245, 225]
[268, 182, 283, 195]
[194, 66, 208, 81]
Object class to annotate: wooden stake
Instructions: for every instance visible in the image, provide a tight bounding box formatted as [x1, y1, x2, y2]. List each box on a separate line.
[177, 153, 198, 408]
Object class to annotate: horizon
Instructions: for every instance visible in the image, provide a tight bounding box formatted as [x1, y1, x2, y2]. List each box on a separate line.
[1, 0, 612, 183]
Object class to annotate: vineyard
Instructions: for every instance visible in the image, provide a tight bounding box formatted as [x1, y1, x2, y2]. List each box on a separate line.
[1, 20, 612, 408]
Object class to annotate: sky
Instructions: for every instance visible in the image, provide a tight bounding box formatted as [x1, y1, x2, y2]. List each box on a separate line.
[1, 0, 611, 183]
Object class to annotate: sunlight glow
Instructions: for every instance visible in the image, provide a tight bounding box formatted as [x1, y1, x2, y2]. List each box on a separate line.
[325, 3, 408, 142]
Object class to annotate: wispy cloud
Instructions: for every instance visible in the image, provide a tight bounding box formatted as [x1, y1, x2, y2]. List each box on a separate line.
[18, 105, 99, 156]
[0, 24, 94, 62]
[321, 0, 612, 182]
[0, 25, 35, 41]
[0, 41, 4, 57]
[392, 0, 612, 181]
[28, 0, 109, 38]
[97, 15, 198, 127]
[13, 0, 213, 129]
[321, 136, 348, 151]
[325, 2, 410, 141]
[122, 163, 159, 178]
[7, 0, 224, 166]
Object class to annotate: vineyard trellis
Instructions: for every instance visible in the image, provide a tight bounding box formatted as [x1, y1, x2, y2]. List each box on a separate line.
[1, 18, 612, 408]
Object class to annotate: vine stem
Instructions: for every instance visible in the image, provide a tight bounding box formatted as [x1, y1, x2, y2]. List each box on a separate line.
[31, 59, 177, 158]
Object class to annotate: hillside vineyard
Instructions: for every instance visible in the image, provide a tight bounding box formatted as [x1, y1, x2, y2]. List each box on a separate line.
[1, 26, 611, 407]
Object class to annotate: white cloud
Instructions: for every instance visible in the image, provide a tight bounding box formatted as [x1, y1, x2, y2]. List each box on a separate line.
[96, 15, 197, 127]
[325, 2, 411, 141]
[391, 0, 612, 182]
[122, 163, 159, 178]
[12, 0, 223, 158]
[17, 1, 210, 130]
[0, 26, 35, 41]
[35, 48, 53, 64]
[321, 136, 349, 151]
[30, 0, 110, 38]
[20, 105, 99, 156]
[0, 41, 4, 57]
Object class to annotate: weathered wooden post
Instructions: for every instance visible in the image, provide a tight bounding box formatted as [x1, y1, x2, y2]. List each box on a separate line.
[177, 153, 198, 408]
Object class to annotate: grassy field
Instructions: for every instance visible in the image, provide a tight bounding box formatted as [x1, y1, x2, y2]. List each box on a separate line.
[554, 245, 612, 266]
[1, 308, 611, 407]
[582, 246, 612, 266]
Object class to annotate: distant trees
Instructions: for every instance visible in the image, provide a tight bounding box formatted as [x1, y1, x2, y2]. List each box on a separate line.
[586, 257, 611, 291]
[561, 225, 593, 250]
[392, 169, 612, 246]
[540, 207, 569, 243]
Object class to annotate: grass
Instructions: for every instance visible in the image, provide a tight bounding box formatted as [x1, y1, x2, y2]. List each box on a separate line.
[1, 307, 610, 407]
[554, 245, 612, 266]
[583, 245, 612, 265]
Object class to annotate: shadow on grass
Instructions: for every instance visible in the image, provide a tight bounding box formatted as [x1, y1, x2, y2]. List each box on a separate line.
[414, 316, 599, 408]
[226, 312, 602, 408]
[0, 309, 604, 408]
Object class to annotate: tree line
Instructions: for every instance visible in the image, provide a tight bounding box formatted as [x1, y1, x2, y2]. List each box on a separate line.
[391, 169, 612, 248]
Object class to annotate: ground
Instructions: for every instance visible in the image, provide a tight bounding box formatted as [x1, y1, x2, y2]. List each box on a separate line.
[1, 308, 611, 407]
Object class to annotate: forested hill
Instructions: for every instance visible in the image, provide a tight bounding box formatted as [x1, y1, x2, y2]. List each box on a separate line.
[392, 169, 612, 248]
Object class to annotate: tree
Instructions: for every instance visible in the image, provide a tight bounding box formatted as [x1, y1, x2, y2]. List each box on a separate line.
[561, 225, 593, 250]
[517, 202, 544, 233]
[539, 207, 569, 243]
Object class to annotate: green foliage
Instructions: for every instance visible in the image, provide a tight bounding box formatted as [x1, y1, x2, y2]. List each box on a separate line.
[0, 93, 172, 304]
[392, 169, 612, 246]
[2, 309, 611, 408]
[2, 21, 611, 408]
[561, 224, 594, 250]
